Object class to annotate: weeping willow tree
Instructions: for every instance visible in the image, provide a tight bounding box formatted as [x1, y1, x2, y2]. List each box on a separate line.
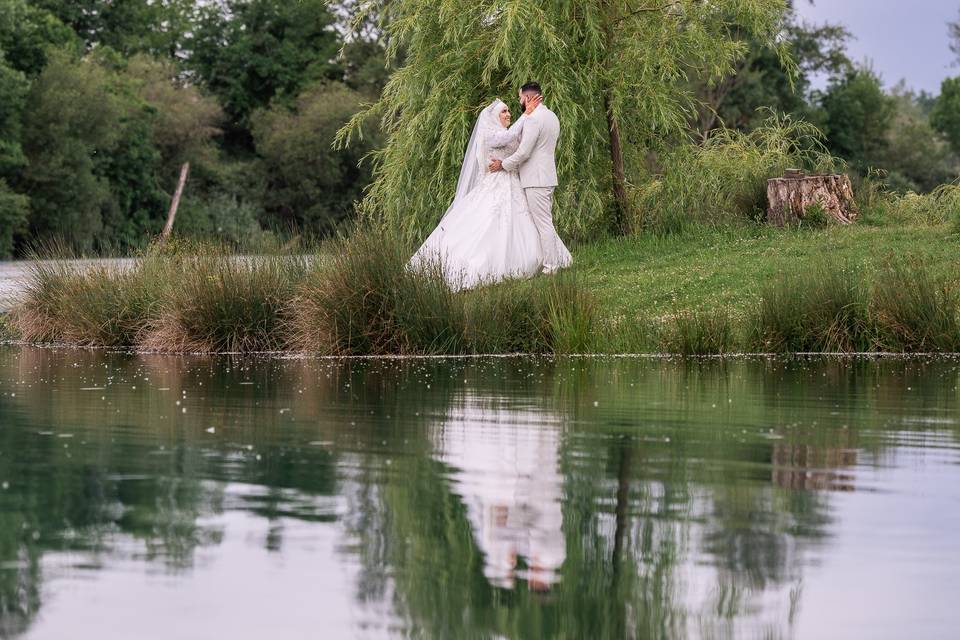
[338, 0, 794, 240]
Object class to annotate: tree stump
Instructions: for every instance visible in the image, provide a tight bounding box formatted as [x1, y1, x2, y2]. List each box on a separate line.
[766, 171, 858, 226]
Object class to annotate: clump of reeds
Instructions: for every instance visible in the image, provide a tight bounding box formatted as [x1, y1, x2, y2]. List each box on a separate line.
[290, 229, 600, 355]
[463, 274, 599, 354]
[13, 257, 166, 346]
[662, 309, 736, 355]
[289, 230, 466, 355]
[140, 249, 308, 353]
[752, 258, 960, 353]
[871, 259, 960, 352]
[0, 313, 19, 341]
[752, 261, 872, 353]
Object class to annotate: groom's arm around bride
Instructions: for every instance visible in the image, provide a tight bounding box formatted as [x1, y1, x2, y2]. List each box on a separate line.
[489, 82, 570, 273]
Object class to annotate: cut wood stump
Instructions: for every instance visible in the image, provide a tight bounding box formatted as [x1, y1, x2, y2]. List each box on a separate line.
[766, 171, 858, 226]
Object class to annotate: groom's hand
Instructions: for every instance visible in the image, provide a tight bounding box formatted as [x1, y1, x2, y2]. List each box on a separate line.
[489, 159, 503, 172]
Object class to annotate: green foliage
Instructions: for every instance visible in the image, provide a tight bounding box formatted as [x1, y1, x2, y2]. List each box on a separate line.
[188, 0, 341, 142]
[818, 67, 896, 172]
[0, 54, 27, 175]
[801, 202, 830, 229]
[175, 193, 267, 250]
[18, 51, 123, 252]
[123, 54, 223, 181]
[633, 112, 836, 232]
[881, 85, 955, 193]
[0, 180, 28, 258]
[340, 0, 794, 241]
[931, 76, 960, 156]
[0, 0, 79, 76]
[253, 82, 378, 234]
[862, 184, 960, 227]
[693, 7, 850, 138]
[30, 0, 197, 58]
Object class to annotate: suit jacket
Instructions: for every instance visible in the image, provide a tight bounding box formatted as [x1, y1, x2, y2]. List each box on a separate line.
[501, 105, 559, 188]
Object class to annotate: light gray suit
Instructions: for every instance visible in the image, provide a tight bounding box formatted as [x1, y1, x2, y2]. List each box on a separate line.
[501, 105, 567, 271]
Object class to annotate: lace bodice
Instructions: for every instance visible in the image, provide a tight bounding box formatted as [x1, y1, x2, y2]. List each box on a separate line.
[485, 117, 525, 161]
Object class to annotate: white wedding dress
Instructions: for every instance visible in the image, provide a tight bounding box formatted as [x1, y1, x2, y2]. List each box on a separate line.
[408, 100, 548, 292]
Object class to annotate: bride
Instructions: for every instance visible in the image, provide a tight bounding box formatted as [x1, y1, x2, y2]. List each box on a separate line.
[408, 97, 560, 291]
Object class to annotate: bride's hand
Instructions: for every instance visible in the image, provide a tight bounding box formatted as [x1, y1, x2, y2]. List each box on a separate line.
[525, 94, 543, 115]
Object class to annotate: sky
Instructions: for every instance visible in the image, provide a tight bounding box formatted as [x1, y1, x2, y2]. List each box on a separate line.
[794, 0, 958, 94]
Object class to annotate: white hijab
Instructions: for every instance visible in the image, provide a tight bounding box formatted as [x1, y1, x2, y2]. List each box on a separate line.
[440, 99, 506, 222]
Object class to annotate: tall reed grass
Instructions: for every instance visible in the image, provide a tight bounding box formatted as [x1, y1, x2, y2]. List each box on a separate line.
[13, 230, 602, 355]
[11, 230, 960, 355]
[752, 259, 960, 353]
[142, 252, 309, 352]
[871, 259, 960, 352]
[662, 309, 736, 355]
[752, 262, 872, 353]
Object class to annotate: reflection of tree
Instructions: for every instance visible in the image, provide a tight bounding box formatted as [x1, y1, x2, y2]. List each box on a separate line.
[0, 346, 344, 637]
[348, 357, 876, 639]
[3, 347, 959, 638]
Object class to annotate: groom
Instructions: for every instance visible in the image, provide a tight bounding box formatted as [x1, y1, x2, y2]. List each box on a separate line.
[489, 82, 567, 274]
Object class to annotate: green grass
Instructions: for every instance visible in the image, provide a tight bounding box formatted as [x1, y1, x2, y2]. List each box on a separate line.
[575, 224, 960, 329]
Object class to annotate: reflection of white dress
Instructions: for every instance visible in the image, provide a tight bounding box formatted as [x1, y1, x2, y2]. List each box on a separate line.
[409, 118, 544, 292]
[435, 394, 566, 590]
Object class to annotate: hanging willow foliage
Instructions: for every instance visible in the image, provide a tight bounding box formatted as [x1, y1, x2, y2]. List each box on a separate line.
[337, 0, 793, 241]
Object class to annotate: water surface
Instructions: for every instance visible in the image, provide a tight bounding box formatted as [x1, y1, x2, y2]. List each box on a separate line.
[1, 346, 959, 639]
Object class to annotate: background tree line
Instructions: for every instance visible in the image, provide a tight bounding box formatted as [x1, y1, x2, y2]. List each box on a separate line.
[0, 0, 387, 257]
[2, 0, 960, 257]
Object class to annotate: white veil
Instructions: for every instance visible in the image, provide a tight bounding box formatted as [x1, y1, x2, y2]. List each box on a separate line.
[439, 99, 505, 223]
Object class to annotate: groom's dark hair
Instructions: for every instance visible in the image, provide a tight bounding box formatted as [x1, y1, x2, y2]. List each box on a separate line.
[520, 81, 542, 96]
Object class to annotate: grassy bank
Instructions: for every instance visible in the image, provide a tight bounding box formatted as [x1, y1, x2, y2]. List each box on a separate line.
[5, 218, 960, 355]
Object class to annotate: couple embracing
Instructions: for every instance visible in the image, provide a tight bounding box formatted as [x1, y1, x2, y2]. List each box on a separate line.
[409, 82, 573, 292]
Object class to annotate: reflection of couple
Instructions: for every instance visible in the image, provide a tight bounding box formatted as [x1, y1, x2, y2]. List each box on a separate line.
[409, 82, 573, 291]
[434, 394, 566, 591]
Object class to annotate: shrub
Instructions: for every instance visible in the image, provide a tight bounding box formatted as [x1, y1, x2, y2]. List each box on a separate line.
[633, 112, 837, 233]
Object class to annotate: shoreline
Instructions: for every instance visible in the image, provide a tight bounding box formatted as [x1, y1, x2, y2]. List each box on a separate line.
[4, 338, 960, 360]
[5, 223, 960, 356]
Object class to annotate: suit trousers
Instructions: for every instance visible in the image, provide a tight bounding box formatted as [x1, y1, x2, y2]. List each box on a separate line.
[523, 187, 560, 269]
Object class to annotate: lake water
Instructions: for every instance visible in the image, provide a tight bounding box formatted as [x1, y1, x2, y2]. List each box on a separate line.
[1, 346, 959, 639]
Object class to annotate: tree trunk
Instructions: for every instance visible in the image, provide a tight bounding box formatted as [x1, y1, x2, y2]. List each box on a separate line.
[160, 162, 190, 244]
[604, 92, 631, 235]
[766, 172, 858, 226]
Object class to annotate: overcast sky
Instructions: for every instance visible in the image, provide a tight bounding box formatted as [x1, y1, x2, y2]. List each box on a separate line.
[794, 0, 959, 93]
